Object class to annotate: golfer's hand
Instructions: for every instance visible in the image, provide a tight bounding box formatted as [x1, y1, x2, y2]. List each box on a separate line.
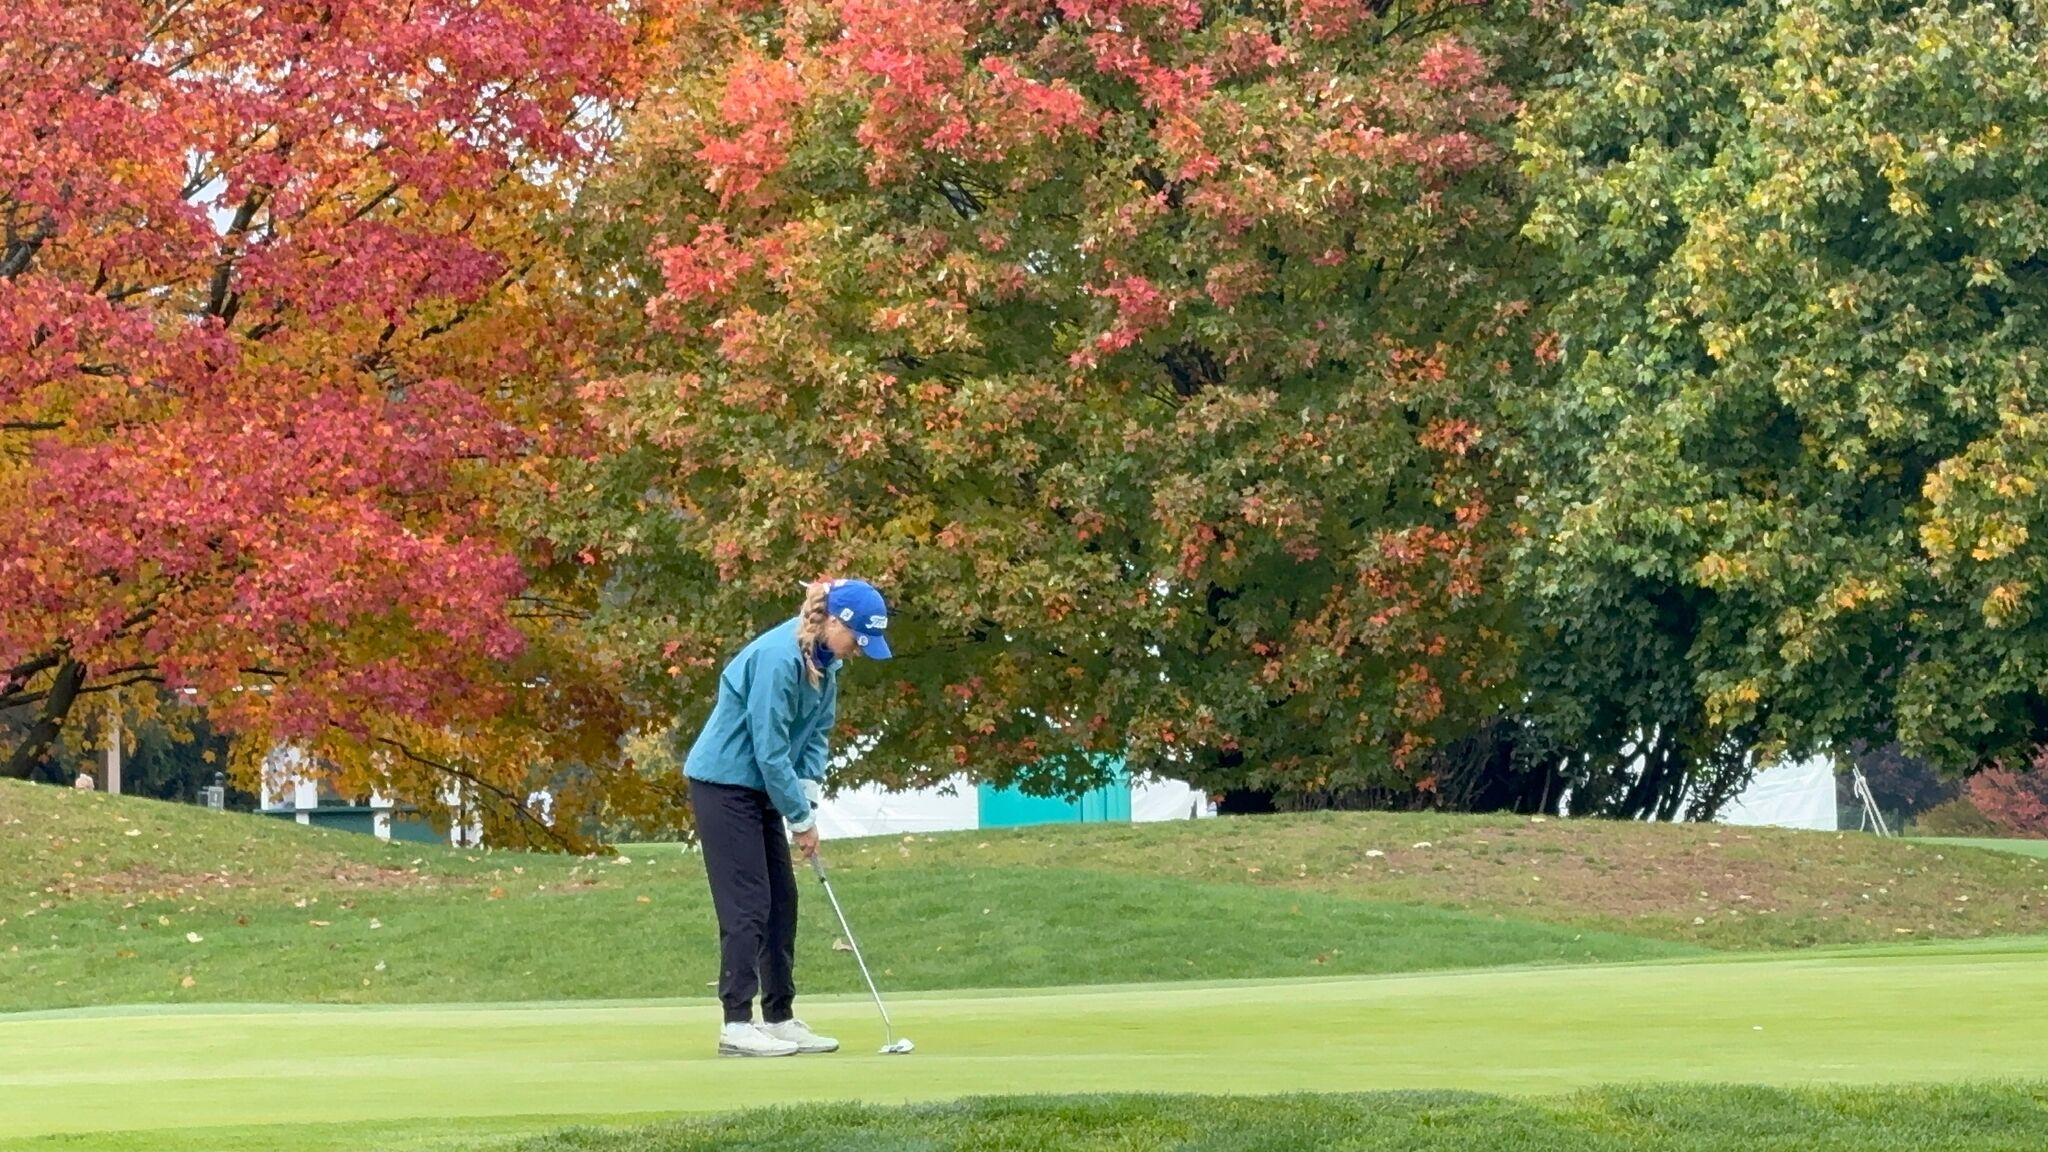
[793, 827, 821, 859]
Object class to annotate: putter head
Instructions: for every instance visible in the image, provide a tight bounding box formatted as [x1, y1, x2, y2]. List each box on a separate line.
[879, 1038, 915, 1055]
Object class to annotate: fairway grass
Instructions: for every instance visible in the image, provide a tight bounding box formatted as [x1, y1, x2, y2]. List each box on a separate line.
[7, 942, 2048, 1148]
[485, 1087, 2048, 1152]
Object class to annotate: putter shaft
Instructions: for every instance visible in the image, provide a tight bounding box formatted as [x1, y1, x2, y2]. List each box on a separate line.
[809, 855, 899, 1045]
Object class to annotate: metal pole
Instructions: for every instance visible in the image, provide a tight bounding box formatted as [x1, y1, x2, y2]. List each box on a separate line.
[104, 693, 122, 795]
[1852, 767, 1890, 837]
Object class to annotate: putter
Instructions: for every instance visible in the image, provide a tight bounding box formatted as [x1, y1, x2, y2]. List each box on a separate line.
[809, 853, 915, 1055]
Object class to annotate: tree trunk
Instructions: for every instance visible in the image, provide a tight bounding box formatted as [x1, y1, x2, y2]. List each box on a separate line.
[2, 658, 86, 781]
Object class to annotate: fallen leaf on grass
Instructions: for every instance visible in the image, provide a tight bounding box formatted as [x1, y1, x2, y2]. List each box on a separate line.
[309, 920, 331, 928]
[833, 937, 854, 952]
[487, 887, 507, 900]
[184, 932, 203, 944]
[179, 976, 196, 989]
[636, 896, 651, 904]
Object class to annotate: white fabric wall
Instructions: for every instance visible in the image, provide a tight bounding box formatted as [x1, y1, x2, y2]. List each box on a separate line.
[1718, 755, 1838, 831]
[1132, 777, 1214, 822]
[814, 777, 981, 839]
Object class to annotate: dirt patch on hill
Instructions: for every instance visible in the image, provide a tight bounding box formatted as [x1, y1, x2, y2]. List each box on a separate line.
[44, 861, 448, 900]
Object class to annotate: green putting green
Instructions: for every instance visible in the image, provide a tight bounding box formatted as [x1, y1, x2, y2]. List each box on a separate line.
[7, 940, 2047, 1146]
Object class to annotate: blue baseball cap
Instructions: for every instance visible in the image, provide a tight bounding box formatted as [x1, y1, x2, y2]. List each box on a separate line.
[824, 579, 892, 660]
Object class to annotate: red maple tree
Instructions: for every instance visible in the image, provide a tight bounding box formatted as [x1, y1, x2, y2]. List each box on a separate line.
[1, 1, 649, 829]
[1966, 766, 2048, 839]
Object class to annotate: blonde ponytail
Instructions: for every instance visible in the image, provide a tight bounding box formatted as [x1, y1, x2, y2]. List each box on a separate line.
[794, 580, 830, 686]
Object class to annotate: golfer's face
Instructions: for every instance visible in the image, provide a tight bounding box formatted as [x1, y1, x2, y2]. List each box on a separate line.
[823, 618, 864, 660]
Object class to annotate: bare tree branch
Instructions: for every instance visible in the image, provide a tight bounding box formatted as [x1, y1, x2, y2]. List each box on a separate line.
[2, 214, 56, 280]
[369, 734, 579, 852]
[1, 652, 62, 697]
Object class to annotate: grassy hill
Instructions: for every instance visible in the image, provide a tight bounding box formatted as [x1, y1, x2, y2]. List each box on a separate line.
[0, 782, 1686, 1012]
[860, 811, 2048, 949]
[4, 779, 2046, 1014]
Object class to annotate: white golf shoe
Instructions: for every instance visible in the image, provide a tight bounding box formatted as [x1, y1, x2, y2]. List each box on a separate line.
[718, 1022, 798, 1058]
[759, 1018, 840, 1054]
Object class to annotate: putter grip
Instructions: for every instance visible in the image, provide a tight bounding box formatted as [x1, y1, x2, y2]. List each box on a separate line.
[809, 855, 828, 880]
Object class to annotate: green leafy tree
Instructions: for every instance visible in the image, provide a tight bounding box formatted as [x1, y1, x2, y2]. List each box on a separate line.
[1516, 0, 2048, 802]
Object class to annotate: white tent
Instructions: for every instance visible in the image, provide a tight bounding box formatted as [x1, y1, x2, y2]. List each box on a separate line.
[1132, 777, 1209, 822]
[811, 777, 981, 839]
[817, 757, 1843, 837]
[1717, 755, 1838, 832]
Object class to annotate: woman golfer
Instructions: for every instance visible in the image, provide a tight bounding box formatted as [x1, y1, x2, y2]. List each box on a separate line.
[683, 578, 892, 1057]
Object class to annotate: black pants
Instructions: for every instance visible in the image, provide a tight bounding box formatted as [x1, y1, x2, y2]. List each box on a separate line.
[688, 778, 799, 1025]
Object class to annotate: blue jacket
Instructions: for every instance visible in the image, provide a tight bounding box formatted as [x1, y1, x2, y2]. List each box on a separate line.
[683, 618, 837, 833]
